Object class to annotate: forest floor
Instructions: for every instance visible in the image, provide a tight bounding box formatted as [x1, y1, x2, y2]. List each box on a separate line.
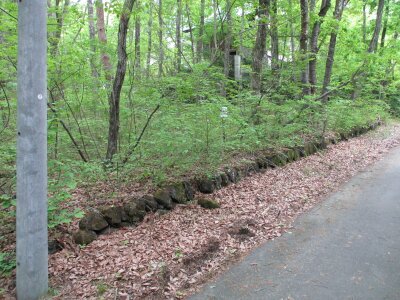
[190, 131, 400, 299]
[2, 122, 400, 299]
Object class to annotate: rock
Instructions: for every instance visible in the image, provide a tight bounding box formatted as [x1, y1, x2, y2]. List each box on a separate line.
[73, 230, 97, 245]
[246, 162, 260, 174]
[304, 142, 318, 155]
[153, 189, 174, 209]
[297, 146, 306, 157]
[267, 153, 287, 167]
[123, 199, 147, 223]
[169, 183, 187, 204]
[225, 168, 239, 183]
[286, 149, 300, 162]
[213, 174, 222, 189]
[220, 173, 230, 187]
[339, 133, 349, 141]
[140, 195, 158, 212]
[237, 166, 249, 178]
[256, 157, 269, 169]
[197, 178, 215, 194]
[100, 206, 123, 227]
[183, 181, 195, 201]
[197, 198, 220, 209]
[48, 239, 63, 254]
[79, 209, 108, 232]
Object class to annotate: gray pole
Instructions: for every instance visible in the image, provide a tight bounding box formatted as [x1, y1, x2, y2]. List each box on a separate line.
[16, 1, 48, 299]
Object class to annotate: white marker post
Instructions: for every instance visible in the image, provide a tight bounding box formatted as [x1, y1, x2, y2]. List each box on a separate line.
[16, 1, 48, 299]
[234, 55, 241, 81]
[220, 107, 228, 142]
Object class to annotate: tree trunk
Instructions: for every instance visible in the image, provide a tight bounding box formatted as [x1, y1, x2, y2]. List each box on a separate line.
[212, 0, 218, 61]
[186, 3, 196, 63]
[351, 0, 385, 100]
[251, 0, 269, 92]
[362, 0, 367, 44]
[299, 0, 309, 95]
[196, 0, 205, 62]
[270, 0, 279, 73]
[380, 0, 390, 48]
[106, 0, 136, 160]
[176, 0, 182, 72]
[87, 0, 99, 78]
[50, 0, 70, 57]
[368, 0, 385, 53]
[146, 1, 153, 78]
[16, 0, 48, 298]
[224, 0, 232, 78]
[308, 0, 331, 94]
[158, 0, 164, 77]
[288, 0, 296, 80]
[321, 0, 346, 102]
[134, 0, 141, 80]
[96, 0, 113, 82]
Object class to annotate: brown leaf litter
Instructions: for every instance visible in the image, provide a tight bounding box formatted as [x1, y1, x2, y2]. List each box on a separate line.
[4, 123, 400, 299]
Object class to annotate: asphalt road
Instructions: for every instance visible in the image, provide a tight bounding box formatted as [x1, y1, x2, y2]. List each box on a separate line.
[190, 146, 400, 300]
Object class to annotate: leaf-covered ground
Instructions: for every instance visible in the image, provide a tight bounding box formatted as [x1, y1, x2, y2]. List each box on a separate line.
[4, 123, 400, 299]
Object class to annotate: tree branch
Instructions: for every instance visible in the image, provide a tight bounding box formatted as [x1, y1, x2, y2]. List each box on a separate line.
[122, 104, 160, 164]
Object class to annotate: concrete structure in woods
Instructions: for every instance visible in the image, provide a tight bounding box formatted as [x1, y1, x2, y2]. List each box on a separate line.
[16, 0, 48, 299]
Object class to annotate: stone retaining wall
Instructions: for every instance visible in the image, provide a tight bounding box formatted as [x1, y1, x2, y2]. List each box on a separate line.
[72, 122, 380, 245]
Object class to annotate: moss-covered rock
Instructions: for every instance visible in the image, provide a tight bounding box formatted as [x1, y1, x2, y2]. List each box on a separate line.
[197, 198, 220, 209]
[220, 173, 230, 187]
[140, 195, 159, 212]
[73, 229, 97, 245]
[79, 209, 108, 232]
[153, 189, 174, 209]
[100, 206, 123, 227]
[197, 177, 216, 194]
[225, 168, 239, 183]
[123, 199, 147, 223]
[169, 183, 187, 204]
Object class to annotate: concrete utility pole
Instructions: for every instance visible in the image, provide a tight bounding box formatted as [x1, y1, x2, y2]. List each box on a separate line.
[16, 1, 48, 299]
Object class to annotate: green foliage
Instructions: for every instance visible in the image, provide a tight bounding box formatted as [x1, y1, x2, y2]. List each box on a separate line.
[0, 252, 16, 276]
[47, 160, 84, 228]
[0, 0, 398, 245]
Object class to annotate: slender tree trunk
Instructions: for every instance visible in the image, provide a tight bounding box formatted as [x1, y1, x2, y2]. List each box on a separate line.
[380, 0, 390, 48]
[239, 4, 245, 55]
[96, 0, 113, 82]
[308, 0, 331, 94]
[351, 0, 385, 100]
[196, 0, 205, 62]
[134, 0, 141, 80]
[212, 0, 218, 61]
[300, 0, 310, 95]
[158, 0, 164, 77]
[368, 0, 385, 53]
[186, 3, 196, 63]
[48, 0, 69, 160]
[176, 0, 182, 72]
[362, 0, 367, 44]
[251, 0, 269, 92]
[50, 0, 70, 56]
[146, 1, 153, 78]
[106, 0, 136, 160]
[288, 0, 296, 80]
[224, 0, 232, 78]
[16, 0, 48, 298]
[321, 0, 346, 102]
[88, 0, 99, 78]
[270, 0, 279, 73]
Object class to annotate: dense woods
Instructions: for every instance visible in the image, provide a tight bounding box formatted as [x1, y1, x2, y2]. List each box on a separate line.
[0, 0, 399, 288]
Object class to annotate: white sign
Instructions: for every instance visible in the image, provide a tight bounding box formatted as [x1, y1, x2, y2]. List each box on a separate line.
[220, 106, 228, 118]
